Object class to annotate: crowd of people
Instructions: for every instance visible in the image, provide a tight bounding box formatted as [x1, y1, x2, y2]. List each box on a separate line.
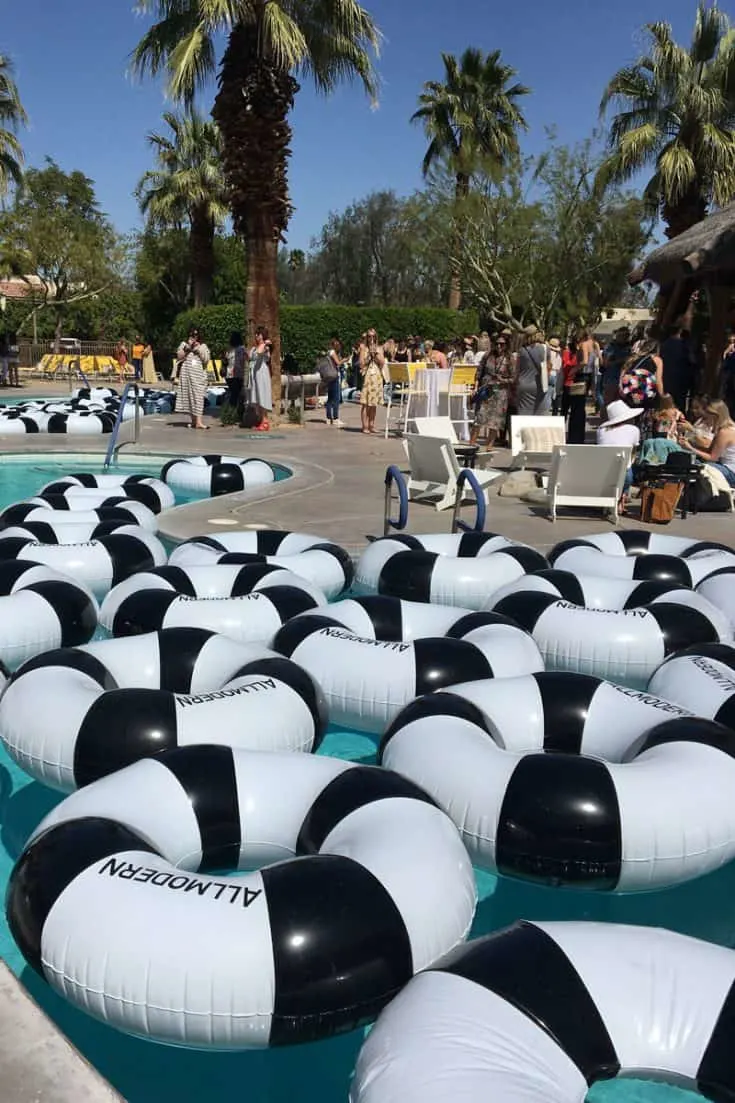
[110, 320, 735, 467]
[113, 338, 157, 384]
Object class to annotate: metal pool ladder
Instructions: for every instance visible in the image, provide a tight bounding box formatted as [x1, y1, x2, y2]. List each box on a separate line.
[103, 382, 141, 470]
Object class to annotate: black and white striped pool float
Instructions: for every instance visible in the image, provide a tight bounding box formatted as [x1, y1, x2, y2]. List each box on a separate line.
[0, 529, 167, 599]
[0, 560, 98, 670]
[551, 542, 735, 587]
[273, 610, 543, 733]
[494, 589, 730, 686]
[0, 629, 327, 791]
[287, 595, 480, 641]
[0, 413, 50, 433]
[40, 474, 175, 513]
[46, 411, 118, 434]
[552, 532, 733, 558]
[351, 920, 735, 1103]
[169, 532, 354, 601]
[22, 491, 165, 521]
[99, 563, 326, 631]
[161, 455, 277, 497]
[487, 568, 689, 611]
[379, 673, 735, 888]
[105, 584, 323, 643]
[697, 570, 735, 631]
[648, 643, 735, 729]
[0, 501, 158, 533]
[72, 387, 119, 400]
[0, 520, 133, 544]
[7, 747, 476, 1047]
[355, 534, 548, 609]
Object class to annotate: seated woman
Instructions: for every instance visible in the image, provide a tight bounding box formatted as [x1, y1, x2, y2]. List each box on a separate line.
[596, 399, 643, 515]
[684, 394, 716, 450]
[654, 394, 688, 440]
[680, 399, 735, 487]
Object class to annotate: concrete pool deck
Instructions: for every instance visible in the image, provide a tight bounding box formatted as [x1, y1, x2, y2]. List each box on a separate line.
[3, 380, 735, 551]
[0, 964, 122, 1101]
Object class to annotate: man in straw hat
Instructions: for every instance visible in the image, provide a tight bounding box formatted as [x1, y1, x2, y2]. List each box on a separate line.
[597, 399, 643, 515]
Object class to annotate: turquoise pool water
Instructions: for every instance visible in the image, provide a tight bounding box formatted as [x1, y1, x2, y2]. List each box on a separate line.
[0, 394, 65, 406]
[0, 459, 722, 1102]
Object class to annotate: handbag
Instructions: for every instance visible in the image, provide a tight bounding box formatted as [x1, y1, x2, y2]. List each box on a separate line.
[640, 481, 683, 524]
[568, 381, 587, 396]
[240, 404, 263, 429]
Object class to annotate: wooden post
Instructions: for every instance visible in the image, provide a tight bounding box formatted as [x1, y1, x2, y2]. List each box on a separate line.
[705, 281, 730, 395]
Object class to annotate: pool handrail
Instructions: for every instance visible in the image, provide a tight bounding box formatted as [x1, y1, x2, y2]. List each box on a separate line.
[451, 467, 486, 533]
[103, 382, 141, 470]
[384, 464, 409, 535]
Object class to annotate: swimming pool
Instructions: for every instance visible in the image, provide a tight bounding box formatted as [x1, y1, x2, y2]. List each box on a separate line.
[0, 457, 723, 1102]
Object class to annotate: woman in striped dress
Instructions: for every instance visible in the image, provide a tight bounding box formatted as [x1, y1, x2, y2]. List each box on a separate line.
[175, 327, 210, 430]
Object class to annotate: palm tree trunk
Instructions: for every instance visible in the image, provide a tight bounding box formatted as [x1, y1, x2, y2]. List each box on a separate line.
[662, 188, 707, 240]
[246, 214, 281, 407]
[449, 173, 470, 311]
[213, 21, 299, 423]
[190, 206, 215, 308]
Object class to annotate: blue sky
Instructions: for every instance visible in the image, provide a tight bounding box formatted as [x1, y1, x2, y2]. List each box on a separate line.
[5, 0, 703, 250]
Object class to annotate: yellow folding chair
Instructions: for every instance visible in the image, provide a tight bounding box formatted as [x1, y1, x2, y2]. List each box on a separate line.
[382, 362, 412, 438]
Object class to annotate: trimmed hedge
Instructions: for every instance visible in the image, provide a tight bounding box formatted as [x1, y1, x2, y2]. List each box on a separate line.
[173, 304, 479, 371]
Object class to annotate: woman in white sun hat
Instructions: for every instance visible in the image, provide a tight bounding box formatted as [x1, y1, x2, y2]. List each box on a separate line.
[597, 400, 643, 515]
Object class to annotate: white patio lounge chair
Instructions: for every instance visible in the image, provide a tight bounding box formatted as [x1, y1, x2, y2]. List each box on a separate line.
[545, 444, 631, 524]
[510, 415, 566, 469]
[405, 434, 502, 512]
[412, 416, 459, 442]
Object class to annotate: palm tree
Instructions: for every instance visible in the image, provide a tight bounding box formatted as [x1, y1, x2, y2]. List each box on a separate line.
[0, 54, 27, 198]
[132, 1, 380, 411]
[136, 111, 227, 307]
[412, 48, 529, 309]
[599, 2, 735, 239]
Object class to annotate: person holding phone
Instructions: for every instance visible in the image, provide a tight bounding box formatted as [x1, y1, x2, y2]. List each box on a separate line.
[359, 328, 384, 434]
[175, 327, 211, 429]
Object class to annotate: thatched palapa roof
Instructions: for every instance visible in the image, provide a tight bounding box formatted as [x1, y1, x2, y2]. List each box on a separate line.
[629, 201, 735, 287]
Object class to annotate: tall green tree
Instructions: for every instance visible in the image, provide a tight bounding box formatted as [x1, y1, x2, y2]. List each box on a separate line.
[598, 2, 735, 238]
[0, 53, 27, 198]
[453, 142, 652, 333]
[412, 47, 530, 309]
[309, 189, 450, 307]
[132, 0, 380, 415]
[136, 111, 227, 308]
[0, 160, 121, 348]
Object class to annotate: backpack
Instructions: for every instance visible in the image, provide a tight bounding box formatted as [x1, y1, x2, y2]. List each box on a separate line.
[240, 404, 262, 429]
[317, 355, 339, 384]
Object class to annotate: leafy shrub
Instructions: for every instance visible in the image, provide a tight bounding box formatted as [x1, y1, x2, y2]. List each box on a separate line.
[173, 304, 479, 373]
[219, 402, 240, 426]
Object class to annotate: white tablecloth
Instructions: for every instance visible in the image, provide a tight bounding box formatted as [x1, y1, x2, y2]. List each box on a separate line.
[409, 368, 469, 440]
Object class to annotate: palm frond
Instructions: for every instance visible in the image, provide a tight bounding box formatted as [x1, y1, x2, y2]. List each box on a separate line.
[0, 55, 27, 129]
[657, 140, 698, 202]
[692, 2, 728, 63]
[295, 0, 381, 101]
[600, 65, 656, 115]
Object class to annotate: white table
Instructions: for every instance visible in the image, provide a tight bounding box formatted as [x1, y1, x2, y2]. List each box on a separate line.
[409, 368, 469, 440]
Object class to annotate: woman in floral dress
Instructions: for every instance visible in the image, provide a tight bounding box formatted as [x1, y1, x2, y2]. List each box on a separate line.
[470, 335, 515, 449]
[359, 328, 384, 434]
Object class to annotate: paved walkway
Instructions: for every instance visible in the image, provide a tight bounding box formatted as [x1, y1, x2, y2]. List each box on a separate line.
[3, 383, 734, 552]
